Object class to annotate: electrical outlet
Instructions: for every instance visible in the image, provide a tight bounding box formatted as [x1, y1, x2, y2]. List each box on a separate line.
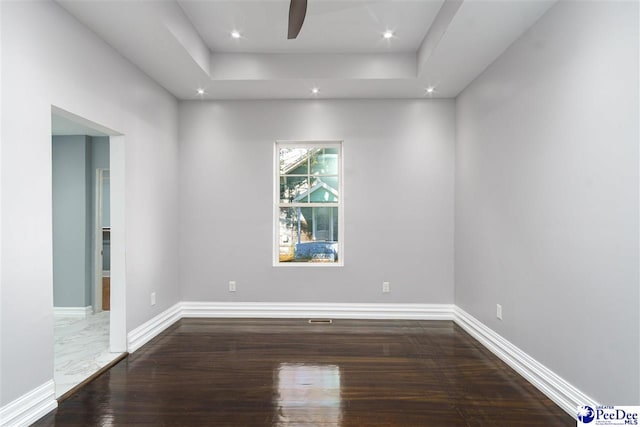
[382, 281, 390, 293]
[496, 304, 502, 320]
[229, 281, 236, 292]
[150, 292, 156, 306]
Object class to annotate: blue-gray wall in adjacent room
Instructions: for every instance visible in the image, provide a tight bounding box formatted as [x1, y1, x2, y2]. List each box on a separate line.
[52, 135, 92, 307]
[52, 135, 110, 308]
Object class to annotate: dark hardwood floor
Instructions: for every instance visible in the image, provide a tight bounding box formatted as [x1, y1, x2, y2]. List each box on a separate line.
[34, 319, 574, 426]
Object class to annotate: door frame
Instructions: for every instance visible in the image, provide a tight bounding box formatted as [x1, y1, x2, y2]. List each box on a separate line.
[109, 135, 126, 352]
[51, 106, 127, 353]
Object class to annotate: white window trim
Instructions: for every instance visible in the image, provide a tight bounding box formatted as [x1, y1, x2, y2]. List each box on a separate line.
[273, 140, 344, 267]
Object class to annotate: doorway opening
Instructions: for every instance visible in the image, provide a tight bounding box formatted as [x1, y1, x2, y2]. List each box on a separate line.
[94, 168, 110, 313]
[51, 107, 126, 399]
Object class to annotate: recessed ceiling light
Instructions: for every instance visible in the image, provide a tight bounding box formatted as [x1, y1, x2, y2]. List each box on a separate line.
[425, 86, 435, 95]
[383, 30, 394, 39]
[197, 88, 205, 95]
[230, 30, 241, 39]
[311, 87, 320, 95]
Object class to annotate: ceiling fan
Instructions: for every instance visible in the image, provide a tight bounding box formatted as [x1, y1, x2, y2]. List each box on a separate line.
[288, 0, 307, 39]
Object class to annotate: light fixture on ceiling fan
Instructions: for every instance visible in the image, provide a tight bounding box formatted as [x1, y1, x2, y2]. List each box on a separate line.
[288, 0, 307, 39]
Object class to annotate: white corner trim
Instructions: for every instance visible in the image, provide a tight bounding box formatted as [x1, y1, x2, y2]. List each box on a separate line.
[181, 302, 455, 320]
[0, 380, 57, 427]
[127, 303, 182, 353]
[453, 306, 599, 418]
[53, 306, 93, 318]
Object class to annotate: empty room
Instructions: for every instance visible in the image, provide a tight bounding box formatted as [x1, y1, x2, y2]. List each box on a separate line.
[0, 0, 638, 426]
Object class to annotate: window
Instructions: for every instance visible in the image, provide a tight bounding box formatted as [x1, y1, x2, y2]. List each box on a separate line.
[275, 141, 343, 266]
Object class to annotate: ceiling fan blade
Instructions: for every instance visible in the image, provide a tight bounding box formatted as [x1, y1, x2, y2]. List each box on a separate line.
[288, 0, 307, 39]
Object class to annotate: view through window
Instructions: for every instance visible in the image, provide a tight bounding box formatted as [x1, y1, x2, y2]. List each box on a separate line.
[275, 141, 342, 265]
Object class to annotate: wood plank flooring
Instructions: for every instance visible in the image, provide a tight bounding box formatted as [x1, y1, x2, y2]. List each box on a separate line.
[34, 319, 574, 426]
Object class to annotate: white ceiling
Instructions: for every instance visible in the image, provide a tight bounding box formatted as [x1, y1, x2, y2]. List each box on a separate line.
[56, 0, 556, 100]
[178, 0, 443, 53]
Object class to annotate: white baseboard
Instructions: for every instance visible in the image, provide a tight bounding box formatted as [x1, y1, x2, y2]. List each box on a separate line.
[454, 306, 598, 418]
[0, 380, 56, 427]
[127, 303, 182, 353]
[181, 302, 455, 320]
[53, 306, 93, 318]
[126, 302, 452, 353]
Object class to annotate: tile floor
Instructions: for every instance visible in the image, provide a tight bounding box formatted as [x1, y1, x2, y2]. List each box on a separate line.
[54, 311, 122, 397]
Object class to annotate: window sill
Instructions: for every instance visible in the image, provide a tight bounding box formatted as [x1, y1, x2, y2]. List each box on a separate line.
[273, 262, 344, 268]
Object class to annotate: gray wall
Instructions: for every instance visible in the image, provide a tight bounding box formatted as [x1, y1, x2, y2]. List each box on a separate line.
[52, 136, 92, 307]
[179, 100, 455, 303]
[455, 1, 639, 404]
[1, 1, 180, 406]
